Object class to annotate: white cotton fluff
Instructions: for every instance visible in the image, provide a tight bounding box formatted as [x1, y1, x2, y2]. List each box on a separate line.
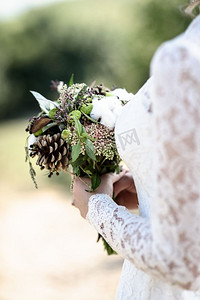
[90, 96, 123, 129]
[90, 97, 104, 120]
[112, 88, 134, 102]
[100, 109, 116, 129]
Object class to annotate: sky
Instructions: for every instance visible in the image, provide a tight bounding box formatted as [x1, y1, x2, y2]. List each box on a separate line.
[0, 0, 74, 20]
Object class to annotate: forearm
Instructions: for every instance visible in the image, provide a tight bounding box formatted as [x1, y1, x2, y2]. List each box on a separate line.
[86, 194, 152, 269]
[87, 193, 200, 291]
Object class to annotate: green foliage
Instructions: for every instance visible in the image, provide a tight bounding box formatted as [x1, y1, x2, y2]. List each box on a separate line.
[71, 116, 96, 176]
[49, 108, 57, 119]
[61, 129, 71, 139]
[0, 0, 191, 120]
[69, 110, 81, 120]
[25, 140, 38, 189]
[91, 173, 101, 191]
[85, 139, 96, 161]
[97, 234, 117, 255]
[80, 104, 93, 115]
[71, 141, 81, 163]
[68, 74, 74, 87]
[74, 116, 83, 137]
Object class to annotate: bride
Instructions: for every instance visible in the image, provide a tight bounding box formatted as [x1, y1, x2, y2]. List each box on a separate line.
[72, 7, 200, 300]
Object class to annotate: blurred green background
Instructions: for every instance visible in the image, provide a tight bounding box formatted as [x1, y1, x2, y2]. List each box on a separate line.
[0, 0, 191, 192]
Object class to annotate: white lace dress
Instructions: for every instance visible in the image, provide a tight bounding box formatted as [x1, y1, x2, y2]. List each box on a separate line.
[86, 16, 200, 300]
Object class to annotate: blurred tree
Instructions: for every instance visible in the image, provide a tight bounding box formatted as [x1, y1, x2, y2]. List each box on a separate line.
[0, 0, 190, 120]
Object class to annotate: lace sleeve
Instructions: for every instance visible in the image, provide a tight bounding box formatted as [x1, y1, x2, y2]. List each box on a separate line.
[86, 37, 200, 291]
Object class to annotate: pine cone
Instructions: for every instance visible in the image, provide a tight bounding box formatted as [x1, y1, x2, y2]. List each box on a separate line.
[30, 133, 69, 176]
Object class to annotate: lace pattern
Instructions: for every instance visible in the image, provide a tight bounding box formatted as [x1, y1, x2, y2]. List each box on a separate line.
[86, 16, 200, 298]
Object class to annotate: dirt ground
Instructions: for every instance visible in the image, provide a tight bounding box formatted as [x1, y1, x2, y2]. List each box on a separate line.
[0, 188, 123, 300]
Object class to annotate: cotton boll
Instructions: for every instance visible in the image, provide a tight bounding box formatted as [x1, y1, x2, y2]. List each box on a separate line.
[113, 105, 123, 120]
[100, 109, 116, 129]
[108, 97, 123, 117]
[90, 98, 105, 120]
[90, 96, 123, 128]
[91, 101, 116, 129]
[112, 88, 134, 101]
[105, 96, 120, 111]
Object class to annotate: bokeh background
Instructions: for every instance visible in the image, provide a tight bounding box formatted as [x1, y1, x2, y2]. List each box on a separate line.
[0, 0, 191, 299]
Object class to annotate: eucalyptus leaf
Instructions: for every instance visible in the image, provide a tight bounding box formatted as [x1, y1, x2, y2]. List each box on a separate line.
[91, 173, 101, 191]
[30, 91, 59, 113]
[71, 141, 81, 162]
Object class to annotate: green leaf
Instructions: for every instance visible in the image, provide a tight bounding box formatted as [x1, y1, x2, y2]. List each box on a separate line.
[74, 117, 83, 136]
[70, 155, 85, 167]
[69, 74, 74, 87]
[97, 234, 117, 255]
[85, 139, 96, 161]
[81, 136, 87, 143]
[59, 123, 65, 131]
[73, 166, 80, 176]
[91, 173, 101, 191]
[76, 85, 88, 100]
[102, 237, 117, 255]
[81, 111, 98, 123]
[81, 133, 95, 141]
[71, 141, 81, 162]
[80, 103, 93, 115]
[34, 128, 43, 137]
[82, 169, 92, 176]
[42, 122, 58, 133]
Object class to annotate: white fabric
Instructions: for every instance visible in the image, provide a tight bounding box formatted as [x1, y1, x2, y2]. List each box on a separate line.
[86, 16, 200, 300]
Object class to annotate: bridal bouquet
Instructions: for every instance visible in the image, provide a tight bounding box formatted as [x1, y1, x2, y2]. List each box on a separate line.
[25, 76, 133, 254]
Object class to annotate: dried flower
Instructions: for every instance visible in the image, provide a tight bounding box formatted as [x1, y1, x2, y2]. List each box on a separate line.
[57, 81, 64, 93]
[84, 123, 119, 160]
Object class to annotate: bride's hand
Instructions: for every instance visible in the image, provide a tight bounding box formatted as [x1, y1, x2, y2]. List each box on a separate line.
[113, 170, 138, 210]
[73, 171, 126, 219]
